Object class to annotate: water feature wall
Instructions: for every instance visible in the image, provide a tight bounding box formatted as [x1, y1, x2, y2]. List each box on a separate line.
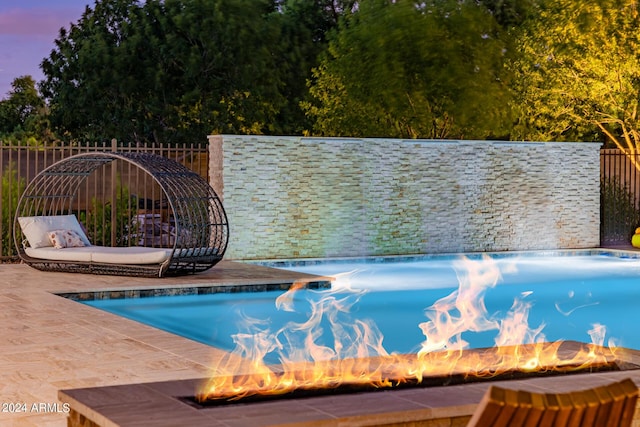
[208, 136, 601, 260]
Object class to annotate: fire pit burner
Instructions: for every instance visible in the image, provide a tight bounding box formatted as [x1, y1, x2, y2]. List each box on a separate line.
[186, 343, 640, 408]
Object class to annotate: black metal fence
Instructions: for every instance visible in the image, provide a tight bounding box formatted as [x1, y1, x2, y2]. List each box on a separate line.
[600, 148, 640, 246]
[0, 140, 209, 260]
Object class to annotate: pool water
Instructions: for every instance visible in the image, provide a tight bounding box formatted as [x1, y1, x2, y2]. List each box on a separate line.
[82, 253, 640, 363]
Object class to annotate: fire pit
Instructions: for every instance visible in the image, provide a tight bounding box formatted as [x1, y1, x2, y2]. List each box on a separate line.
[186, 361, 630, 408]
[192, 341, 637, 406]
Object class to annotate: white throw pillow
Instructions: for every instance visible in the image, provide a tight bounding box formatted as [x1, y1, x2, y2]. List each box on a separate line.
[18, 215, 91, 249]
[48, 229, 88, 249]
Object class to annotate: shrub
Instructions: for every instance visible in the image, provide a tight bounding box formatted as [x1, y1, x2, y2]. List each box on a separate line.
[77, 178, 136, 247]
[1, 164, 26, 258]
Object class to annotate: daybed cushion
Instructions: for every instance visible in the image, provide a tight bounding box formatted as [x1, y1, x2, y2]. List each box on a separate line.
[25, 246, 171, 265]
[25, 246, 94, 262]
[90, 246, 171, 265]
[18, 215, 91, 249]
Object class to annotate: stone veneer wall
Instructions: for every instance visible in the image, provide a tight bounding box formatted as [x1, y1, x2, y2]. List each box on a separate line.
[208, 136, 601, 260]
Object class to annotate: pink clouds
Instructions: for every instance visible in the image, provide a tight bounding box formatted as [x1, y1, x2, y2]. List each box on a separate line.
[0, 1, 88, 99]
[0, 8, 80, 37]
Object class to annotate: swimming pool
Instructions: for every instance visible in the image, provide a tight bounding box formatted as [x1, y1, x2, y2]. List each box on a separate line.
[81, 251, 640, 364]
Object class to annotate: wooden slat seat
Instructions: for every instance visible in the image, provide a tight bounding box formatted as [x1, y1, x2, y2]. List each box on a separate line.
[467, 378, 638, 427]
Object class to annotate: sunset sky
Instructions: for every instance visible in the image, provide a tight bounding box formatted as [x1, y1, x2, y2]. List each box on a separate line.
[0, 0, 90, 99]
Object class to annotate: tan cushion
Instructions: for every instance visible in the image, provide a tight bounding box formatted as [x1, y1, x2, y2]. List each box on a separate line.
[25, 246, 94, 262]
[18, 215, 91, 249]
[25, 245, 170, 265]
[89, 246, 171, 265]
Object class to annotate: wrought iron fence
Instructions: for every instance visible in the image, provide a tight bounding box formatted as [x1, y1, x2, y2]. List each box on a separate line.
[600, 148, 640, 246]
[0, 139, 209, 260]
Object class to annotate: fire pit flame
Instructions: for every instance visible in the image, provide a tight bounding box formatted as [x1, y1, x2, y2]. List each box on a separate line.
[198, 256, 626, 403]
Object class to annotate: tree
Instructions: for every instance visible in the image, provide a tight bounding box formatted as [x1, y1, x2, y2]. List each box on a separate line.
[268, 0, 357, 134]
[0, 76, 46, 135]
[40, 0, 305, 144]
[40, 0, 141, 142]
[303, 0, 514, 139]
[510, 0, 640, 161]
[477, 0, 536, 28]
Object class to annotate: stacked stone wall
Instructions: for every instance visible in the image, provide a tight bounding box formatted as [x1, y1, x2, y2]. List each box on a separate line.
[209, 136, 601, 260]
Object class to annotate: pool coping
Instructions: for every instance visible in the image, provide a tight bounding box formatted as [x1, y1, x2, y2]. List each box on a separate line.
[250, 248, 640, 267]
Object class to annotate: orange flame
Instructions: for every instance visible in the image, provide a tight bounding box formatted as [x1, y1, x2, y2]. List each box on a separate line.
[198, 256, 624, 402]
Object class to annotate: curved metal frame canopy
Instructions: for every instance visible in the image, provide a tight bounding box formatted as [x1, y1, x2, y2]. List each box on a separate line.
[13, 152, 228, 277]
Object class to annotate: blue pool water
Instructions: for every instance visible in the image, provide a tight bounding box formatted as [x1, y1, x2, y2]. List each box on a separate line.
[82, 252, 640, 363]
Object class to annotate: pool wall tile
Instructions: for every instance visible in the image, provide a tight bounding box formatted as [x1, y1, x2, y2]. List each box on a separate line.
[58, 281, 331, 301]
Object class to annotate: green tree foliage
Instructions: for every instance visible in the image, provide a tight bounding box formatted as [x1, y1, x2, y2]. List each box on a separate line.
[41, 0, 143, 142]
[1, 164, 26, 257]
[41, 0, 312, 144]
[303, 0, 514, 139]
[511, 0, 640, 154]
[477, 0, 536, 28]
[28, 0, 640, 146]
[268, 0, 357, 133]
[0, 76, 48, 138]
[78, 178, 133, 246]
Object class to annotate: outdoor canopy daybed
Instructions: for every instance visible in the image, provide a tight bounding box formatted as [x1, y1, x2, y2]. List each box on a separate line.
[13, 152, 228, 277]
